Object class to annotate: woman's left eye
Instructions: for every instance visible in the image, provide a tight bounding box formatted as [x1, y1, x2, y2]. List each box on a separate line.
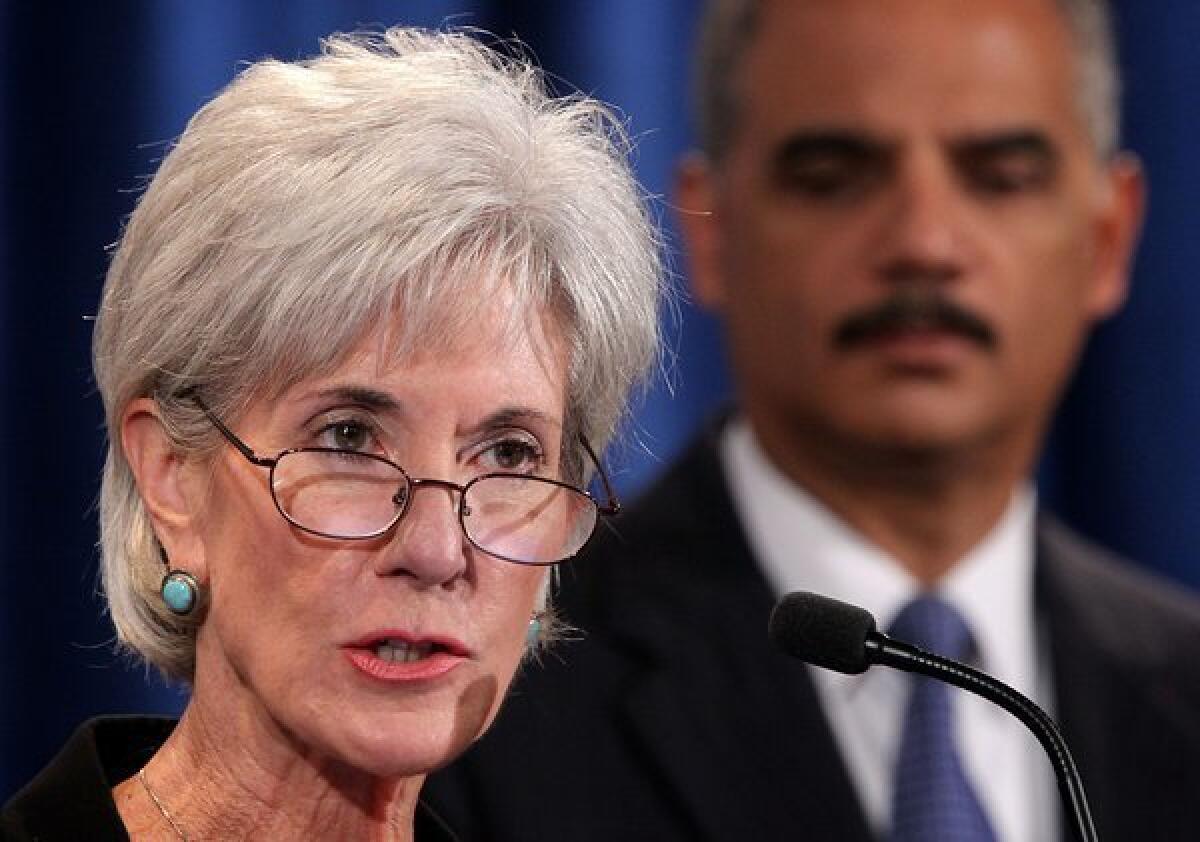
[317, 420, 376, 452]
[480, 437, 544, 473]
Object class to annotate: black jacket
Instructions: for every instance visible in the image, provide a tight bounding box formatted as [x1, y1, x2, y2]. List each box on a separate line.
[426, 421, 1200, 841]
[2, 717, 459, 841]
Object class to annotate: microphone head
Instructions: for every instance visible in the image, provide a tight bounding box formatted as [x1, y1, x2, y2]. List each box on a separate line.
[768, 591, 877, 674]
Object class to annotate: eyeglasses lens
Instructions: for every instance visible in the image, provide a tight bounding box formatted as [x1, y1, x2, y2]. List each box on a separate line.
[463, 476, 598, 564]
[271, 450, 597, 563]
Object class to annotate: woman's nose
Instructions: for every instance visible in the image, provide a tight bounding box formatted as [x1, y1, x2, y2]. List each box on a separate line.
[373, 483, 468, 585]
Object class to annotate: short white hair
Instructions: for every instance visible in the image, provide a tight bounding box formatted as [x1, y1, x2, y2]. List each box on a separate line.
[93, 27, 663, 681]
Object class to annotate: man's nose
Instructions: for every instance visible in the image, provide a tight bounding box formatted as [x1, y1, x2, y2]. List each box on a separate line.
[875, 155, 969, 286]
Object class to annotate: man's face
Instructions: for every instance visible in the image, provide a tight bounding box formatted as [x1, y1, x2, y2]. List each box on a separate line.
[680, 0, 1142, 471]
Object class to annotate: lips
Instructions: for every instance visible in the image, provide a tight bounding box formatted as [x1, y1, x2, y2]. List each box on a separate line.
[343, 632, 469, 682]
[346, 632, 469, 658]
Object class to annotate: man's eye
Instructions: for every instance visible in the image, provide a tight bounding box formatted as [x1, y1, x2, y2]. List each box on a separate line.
[776, 158, 882, 201]
[965, 154, 1054, 195]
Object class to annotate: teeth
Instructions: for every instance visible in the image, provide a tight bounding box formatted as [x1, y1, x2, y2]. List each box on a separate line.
[374, 639, 435, 663]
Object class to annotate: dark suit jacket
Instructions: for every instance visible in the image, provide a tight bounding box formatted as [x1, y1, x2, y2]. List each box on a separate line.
[425, 421, 1200, 841]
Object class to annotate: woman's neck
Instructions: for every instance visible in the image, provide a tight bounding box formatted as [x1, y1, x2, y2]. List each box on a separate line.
[113, 697, 423, 841]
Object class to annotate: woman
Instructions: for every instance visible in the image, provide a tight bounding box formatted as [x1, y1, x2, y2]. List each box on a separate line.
[1, 27, 660, 841]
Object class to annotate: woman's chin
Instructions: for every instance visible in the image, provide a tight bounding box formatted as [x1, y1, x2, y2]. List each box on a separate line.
[342, 741, 464, 781]
[328, 708, 490, 780]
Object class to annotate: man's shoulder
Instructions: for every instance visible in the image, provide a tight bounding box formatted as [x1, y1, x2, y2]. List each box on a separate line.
[1039, 516, 1200, 623]
[1038, 516, 1200, 838]
[1038, 514, 1200, 665]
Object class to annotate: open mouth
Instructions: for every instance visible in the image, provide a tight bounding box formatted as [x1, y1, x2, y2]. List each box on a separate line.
[348, 632, 469, 662]
[344, 634, 467, 682]
[373, 639, 439, 663]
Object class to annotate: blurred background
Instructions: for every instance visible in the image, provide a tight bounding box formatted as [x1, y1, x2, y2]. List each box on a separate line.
[2, 0, 1198, 800]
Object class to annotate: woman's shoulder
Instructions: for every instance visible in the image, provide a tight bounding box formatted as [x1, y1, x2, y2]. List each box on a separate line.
[2, 716, 176, 842]
[416, 798, 463, 842]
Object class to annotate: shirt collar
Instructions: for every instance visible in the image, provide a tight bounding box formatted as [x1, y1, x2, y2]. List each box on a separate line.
[720, 417, 1038, 697]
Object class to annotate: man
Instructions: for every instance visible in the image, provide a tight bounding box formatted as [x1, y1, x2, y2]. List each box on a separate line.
[426, 1, 1200, 839]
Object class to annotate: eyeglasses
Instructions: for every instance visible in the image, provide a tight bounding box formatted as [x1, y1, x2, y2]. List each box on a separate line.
[190, 396, 620, 566]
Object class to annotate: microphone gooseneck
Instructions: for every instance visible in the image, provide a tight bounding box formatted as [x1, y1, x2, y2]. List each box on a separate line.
[769, 591, 1099, 842]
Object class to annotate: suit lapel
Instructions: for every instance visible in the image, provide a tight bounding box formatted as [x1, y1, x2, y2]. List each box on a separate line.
[601, 425, 873, 842]
[617, 616, 874, 842]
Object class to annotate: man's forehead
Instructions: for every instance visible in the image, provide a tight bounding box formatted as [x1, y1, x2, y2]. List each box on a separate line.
[743, 1, 1072, 87]
[731, 0, 1084, 151]
[750, 0, 1068, 38]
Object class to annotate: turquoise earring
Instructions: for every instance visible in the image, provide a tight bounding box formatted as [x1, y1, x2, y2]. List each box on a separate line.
[525, 614, 543, 648]
[160, 570, 199, 616]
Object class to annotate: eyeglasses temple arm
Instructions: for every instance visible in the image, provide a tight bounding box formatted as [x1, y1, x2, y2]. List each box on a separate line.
[187, 393, 276, 468]
[579, 435, 621, 516]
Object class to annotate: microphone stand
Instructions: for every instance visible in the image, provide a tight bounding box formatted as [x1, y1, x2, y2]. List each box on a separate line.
[866, 632, 1098, 842]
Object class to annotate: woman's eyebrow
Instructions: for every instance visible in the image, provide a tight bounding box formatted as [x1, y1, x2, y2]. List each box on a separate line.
[311, 385, 403, 412]
[304, 392, 562, 434]
[472, 407, 563, 433]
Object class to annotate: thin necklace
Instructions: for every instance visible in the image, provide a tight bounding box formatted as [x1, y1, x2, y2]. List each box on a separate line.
[137, 766, 189, 842]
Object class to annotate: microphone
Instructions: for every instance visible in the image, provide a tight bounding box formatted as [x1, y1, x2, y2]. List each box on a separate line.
[769, 591, 1098, 842]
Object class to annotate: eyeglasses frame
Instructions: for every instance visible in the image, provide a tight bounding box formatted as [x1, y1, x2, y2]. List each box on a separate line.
[188, 394, 621, 566]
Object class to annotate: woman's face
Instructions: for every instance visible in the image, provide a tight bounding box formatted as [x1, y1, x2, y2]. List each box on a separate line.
[184, 305, 565, 779]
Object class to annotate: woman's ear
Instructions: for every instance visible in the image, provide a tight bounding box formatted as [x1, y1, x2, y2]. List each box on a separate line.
[121, 398, 208, 579]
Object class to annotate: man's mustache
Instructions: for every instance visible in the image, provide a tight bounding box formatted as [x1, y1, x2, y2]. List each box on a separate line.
[834, 290, 996, 350]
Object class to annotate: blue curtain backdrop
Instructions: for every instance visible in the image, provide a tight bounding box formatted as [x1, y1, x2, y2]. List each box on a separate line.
[1, 1, 1196, 799]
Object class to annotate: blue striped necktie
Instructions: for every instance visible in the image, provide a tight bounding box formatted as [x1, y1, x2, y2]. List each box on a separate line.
[888, 594, 998, 842]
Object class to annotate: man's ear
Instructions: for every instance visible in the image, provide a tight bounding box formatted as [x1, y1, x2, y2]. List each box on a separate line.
[1087, 152, 1146, 320]
[121, 398, 207, 579]
[675, 152, 729, 313]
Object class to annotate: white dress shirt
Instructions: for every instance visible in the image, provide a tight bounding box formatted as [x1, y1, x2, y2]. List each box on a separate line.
[720, 418, 1058, 842]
